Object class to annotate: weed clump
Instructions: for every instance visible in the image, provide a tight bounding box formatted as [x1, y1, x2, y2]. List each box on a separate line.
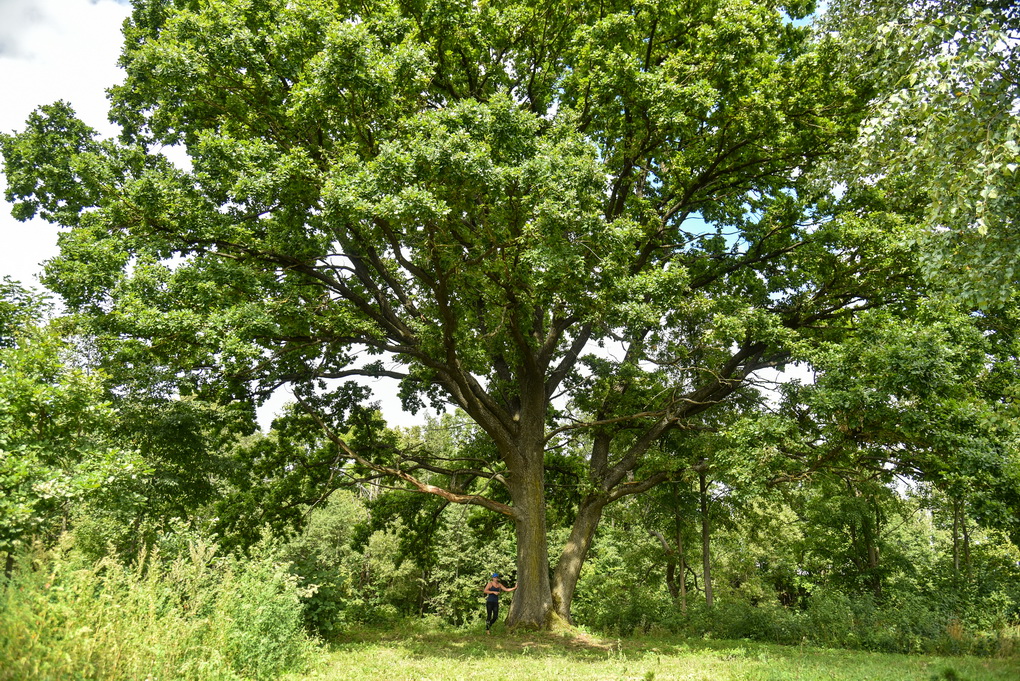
[0, 537, 312, 680]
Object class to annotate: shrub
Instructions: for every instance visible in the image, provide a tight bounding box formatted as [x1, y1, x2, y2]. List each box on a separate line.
[658, 587, 1020, 657]
[804, 588, 857, 648]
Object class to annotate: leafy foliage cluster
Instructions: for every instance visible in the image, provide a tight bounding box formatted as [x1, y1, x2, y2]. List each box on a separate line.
[824, 0, 1020, 307]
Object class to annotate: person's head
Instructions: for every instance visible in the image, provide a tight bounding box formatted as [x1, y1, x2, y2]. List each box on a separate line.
[490, 572, 500, 581]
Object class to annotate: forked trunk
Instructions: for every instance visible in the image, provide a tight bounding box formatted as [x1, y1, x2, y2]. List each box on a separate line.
[551, 494, 607, 622]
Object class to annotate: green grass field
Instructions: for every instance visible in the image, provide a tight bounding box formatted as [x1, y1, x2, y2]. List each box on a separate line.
[286, 626, 1020, 681]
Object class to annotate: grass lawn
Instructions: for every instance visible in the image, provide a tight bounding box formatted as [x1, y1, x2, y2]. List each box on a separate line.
[285, 626, 1020, 681]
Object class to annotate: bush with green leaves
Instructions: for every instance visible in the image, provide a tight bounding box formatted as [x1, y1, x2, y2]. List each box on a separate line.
[563, 479, 1020, 657]
[278, 491, 371, 636]
[571, 521, 669, 635]
[280, 488, 518, 635]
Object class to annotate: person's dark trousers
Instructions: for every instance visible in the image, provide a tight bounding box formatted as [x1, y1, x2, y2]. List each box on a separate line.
[486, 601, 498, 630]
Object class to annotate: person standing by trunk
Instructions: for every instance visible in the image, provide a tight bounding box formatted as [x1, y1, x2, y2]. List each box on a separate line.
[482, 572, 517, 634]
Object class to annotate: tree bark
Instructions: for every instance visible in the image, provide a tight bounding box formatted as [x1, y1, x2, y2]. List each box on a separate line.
[505, 441, 554, 630]
[866, 495, 881, 597]
[651, 527, 684, 608]
[665, 560, 679, 601]
[551, 494, 607, 622]
[699, 469, 713, 608]
[962, 505, 972, 582]
[952, 498, 961, 579]
[676, 508, 688, 614]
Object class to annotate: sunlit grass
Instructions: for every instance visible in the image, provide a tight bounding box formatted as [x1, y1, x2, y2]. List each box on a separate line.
[285, 624, 1020, 681]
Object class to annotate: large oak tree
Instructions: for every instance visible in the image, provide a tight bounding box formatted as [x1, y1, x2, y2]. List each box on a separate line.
[2, 0, 911, 627]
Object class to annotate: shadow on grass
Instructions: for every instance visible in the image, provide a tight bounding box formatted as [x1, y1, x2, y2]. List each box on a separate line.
[308, 624, 1020, 681]
[328, 624, 795, 664]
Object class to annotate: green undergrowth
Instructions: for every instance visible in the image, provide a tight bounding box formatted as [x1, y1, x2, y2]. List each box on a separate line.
[286, 623, 1020, 681]
[0, 539, 312, 681]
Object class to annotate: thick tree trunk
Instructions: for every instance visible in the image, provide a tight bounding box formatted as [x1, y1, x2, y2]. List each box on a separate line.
[551, 494, 607, 622]
[505, 451, 554, 630]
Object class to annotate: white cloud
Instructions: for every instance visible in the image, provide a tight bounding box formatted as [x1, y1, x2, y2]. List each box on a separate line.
[0, 0, 130, 288]
[0, 0, 47, 58]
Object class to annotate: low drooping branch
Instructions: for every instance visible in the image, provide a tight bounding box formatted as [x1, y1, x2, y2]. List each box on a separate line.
[298, 396, 516, 518]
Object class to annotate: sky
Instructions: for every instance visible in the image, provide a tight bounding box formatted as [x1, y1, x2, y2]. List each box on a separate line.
[0, 0, 131, 290]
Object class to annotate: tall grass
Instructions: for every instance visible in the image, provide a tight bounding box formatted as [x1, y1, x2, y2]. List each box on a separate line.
[0, 537, 312, 680]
